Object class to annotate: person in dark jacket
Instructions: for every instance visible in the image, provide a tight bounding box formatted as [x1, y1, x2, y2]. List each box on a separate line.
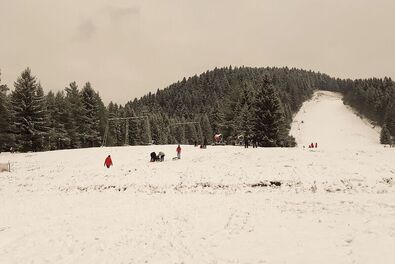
[150, 152, 157, 162]
[104, 155, 113, 168]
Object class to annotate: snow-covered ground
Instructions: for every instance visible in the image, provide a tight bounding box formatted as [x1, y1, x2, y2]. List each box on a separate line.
[0, 91, 394, 263]
[290, 91, 380, 148]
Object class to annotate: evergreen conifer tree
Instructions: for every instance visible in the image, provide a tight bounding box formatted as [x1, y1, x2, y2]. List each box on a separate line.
[185, 123, 198, 144]
[251, 78, 286, 147]
[200, 114, 213, 144]
[139, 117, 152, 145]
[65, 82, 83, 148]
[210, 103, 225, 134]
[11, 68, 48, 151]
[380, 124, 392, 144]
[46, 91, 70, 149]
[80, 82, 101, 147]
[0, 72, 14, 151]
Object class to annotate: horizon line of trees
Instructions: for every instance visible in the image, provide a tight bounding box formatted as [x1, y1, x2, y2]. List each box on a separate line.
[1, 66, 394, 152]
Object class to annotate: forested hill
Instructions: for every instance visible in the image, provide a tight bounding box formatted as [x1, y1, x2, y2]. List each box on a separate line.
[107, 67, 339, 146]
[0, 66, 394, 152]
[113, 66, 394, 146]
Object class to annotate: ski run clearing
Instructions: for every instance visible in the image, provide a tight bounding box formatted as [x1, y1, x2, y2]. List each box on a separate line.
[0, 91, 394, 264]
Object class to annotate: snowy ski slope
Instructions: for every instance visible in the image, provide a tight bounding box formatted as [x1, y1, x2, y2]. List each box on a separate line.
[0, 91, 394, 263]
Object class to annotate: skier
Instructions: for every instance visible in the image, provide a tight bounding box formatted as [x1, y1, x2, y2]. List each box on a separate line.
[158, 151, 165, 162]
[203, 137, 208, 148]
[104, 155, 113, 168]
[315, 142, 318, 148]
[176, 145, 181, 159]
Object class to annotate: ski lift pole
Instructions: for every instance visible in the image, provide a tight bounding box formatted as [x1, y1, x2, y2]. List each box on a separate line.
[102, 123, 109, 146]
[125, 120, 129, 145]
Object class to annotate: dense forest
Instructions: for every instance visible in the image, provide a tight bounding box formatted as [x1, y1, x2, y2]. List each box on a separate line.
[0, 66, 394, 152]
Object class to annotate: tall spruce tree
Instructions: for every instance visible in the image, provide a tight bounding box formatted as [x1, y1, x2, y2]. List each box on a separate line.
[139, 117, 152, 144]
[106, 102, 119, 146]
[210, 103, 225, 135]
[239, 104, 253, 139]
[47, 91, 70, 149]
[380, 124, 392, 144]
[200, 114, 213, 144]
[185, 123, 198, 144]
[125, 107, 141, 145]
[80, 82, 102, 147]
[251, 78, 287, 147]
[0, 72, 13, 151]
[384, 102, 395, 139]
[65, 82, 83, 148]
[11, 68, 48, 151]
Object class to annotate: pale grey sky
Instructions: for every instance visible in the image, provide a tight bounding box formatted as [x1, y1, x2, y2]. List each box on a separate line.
[0, 0, 394, 104]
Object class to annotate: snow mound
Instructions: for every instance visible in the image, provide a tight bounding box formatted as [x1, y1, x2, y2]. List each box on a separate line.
[290, 91, 380, 148]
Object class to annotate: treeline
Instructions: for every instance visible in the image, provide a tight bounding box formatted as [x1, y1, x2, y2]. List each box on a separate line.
[1, 66, 394, 152]
[322, 77, 395, 144]
[0, 68, 107, 152]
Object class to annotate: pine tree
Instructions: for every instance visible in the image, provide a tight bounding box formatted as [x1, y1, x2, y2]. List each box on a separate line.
[11, 68, 48, 152]
[239, 103, 253, 139]
[46, 91, 57, 150]
[0, 71, 14, 151]
[200, 114, 213, 144]
[185, 123, 198, 144]
[80, 82, 101, 147]
[125, 107, 141, 145]
[47, 91, 70, 150]
[95, 91, 108, 143]
[149, 114, 160, 144]
[195, 118, 204, 144]
[65, 82, 83, 148]
[384, 102, 395, 139]
[172, 119, 186, 144]
[210, 103, 225, 134]
[31, 83, 49, 151]
[159, 114, 171, 144]
[380, 124, 392, 144]
[106, 102, 119, 146]
[251, 78, 286, 147]
[139, 116, 152, 145]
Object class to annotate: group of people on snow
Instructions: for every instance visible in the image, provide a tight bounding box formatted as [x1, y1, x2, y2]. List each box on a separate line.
[151, 145, 181, 162]
[308, 142, 318, 148]
[150, 151, 165, 162]
[104, 145, 182, 168]
[194, 137, 208, 149]
[244, 138, 258, 148]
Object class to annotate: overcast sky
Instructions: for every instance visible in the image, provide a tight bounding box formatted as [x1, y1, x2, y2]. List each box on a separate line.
[1, 0, 394, 104]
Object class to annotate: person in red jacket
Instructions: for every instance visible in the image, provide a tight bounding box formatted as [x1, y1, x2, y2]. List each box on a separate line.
[104, 155, 113, 168]
[176, 145, 181, 159]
